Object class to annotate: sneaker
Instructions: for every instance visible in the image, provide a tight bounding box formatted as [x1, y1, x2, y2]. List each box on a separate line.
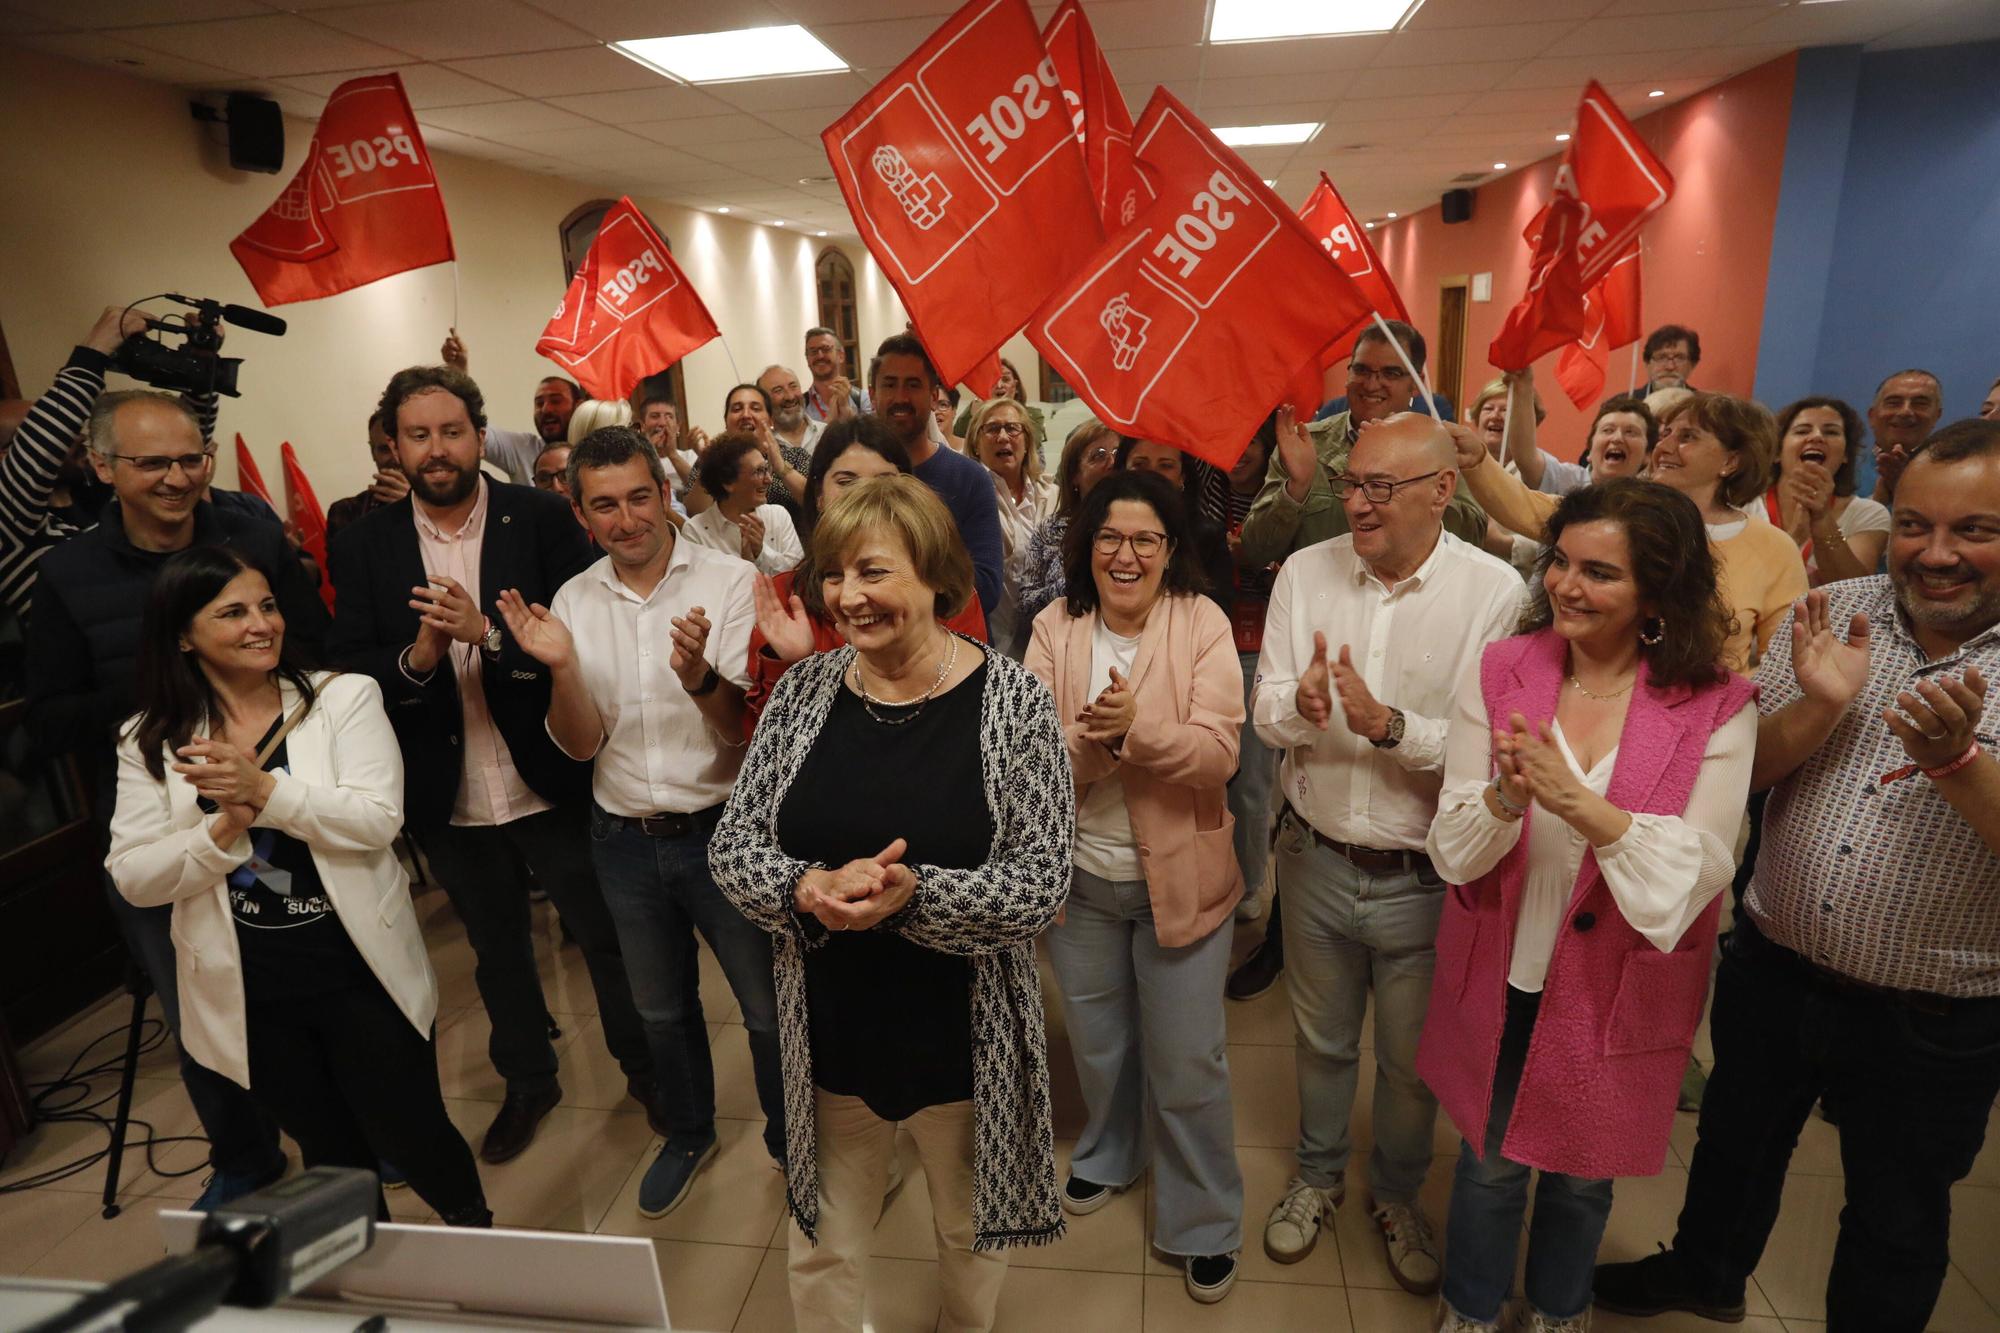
[191, 1159, 287, 1212]
[1185, 1252, 1238, 1304]
[1435, 1300, 1498, 1332]
[1523, 1308, 1591, 1332]
[637, 1134, 719, 1218]
[1061, 1173, 1121, 1216]
[1373, 1199, 1443, 1296]
[1593, 1247, 1746, 1323]
[1226, 937, 1284, 1002]
[1263, 1174, 1342, 1263]
[1234, 892, 1267, 923]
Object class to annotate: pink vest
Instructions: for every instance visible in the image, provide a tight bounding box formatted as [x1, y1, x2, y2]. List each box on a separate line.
[1415, 629, 1756, 1179]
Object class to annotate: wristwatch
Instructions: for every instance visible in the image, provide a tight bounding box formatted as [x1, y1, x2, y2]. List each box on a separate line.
[687, 664, 722, 697]
[1370, 707, 1406, 750]
[479, 616, 503, 656]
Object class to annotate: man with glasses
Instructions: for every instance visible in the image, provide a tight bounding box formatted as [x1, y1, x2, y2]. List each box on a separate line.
[1641, 324, 1701, 393]
[532, 442, 574, 497]
[1250, 412, 1524, 1293]
[25, 389, 328, 1208]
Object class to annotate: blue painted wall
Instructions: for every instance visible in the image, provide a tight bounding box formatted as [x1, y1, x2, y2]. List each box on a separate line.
[1754, 40, 2000, 495]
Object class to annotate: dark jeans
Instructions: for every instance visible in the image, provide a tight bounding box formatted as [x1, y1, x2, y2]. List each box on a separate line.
[103, 875, 285, 1179]
[421, 804, 651, 1096]
[1444, 986, 1613, 1323]
[1672, 913, 2000, 1333]
[587, 803, 785, 1161]
[244, 980, 487, 1224]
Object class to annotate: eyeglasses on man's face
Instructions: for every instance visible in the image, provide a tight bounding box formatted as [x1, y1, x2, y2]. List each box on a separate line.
[1347, 363, 1411, 386]
[1093, 529, 1169, 558]
[1329, 470, 1442, 504]
[107, 449, 215, 477]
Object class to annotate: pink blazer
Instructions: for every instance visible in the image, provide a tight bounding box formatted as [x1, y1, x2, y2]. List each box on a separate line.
[1415, 629, 1756, 1179]
[1025, 593, 1245, 947]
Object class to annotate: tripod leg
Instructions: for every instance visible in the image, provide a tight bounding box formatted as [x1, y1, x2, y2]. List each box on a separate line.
[99, 968, 154, 1219]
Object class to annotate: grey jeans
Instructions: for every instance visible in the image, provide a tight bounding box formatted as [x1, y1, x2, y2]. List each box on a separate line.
[1277, 808, 1444, 1203]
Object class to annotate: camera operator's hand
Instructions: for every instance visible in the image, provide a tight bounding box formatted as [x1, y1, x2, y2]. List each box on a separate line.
[85, 306, 148, 356]
[441, 328, 468, 372]
[370, 468, 411, 504]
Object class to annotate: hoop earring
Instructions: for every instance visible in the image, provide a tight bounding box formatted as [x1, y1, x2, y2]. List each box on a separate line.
[1640, 617, 1665, 646]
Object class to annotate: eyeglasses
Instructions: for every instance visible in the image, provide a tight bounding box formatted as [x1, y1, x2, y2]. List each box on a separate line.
[980, 421, 1026, 438]
[1093, 529, 1169, 558]
[532, 470, 565, 489]
[1648, 351, 1691, 366]
[1329, 470, 1442, 504]
[1083, 446, 1114, 466]
[1347, 363, 1411, 385]
[106, 449, 214, 477]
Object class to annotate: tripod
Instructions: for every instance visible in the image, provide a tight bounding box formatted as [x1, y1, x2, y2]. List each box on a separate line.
[99, 960, 154, 1220]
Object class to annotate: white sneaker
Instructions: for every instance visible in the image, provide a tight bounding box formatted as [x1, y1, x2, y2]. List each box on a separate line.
[1234, 892, 1267, 923]
[1373, 1199, 1443, 1295]
[1435, 1299, 1499, 1331]
[1262, 1174, 1343, 1263]
[1522, 1309, 1590, 1332]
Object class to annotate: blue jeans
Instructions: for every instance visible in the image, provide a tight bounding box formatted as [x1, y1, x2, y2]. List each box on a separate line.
[1046, 868, 1243, 1256]
[1277, 808, 1442, 1202]
[1443, 986, 1613, 1324]
[587, 804, 785, 1160]
[1227, 651, 1278, 901]
[103, 875, 285, 1179]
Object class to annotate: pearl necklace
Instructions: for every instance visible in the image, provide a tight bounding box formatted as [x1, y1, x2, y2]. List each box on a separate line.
[852, 635, 958, 725]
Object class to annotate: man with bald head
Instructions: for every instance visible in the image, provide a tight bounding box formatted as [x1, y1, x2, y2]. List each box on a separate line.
[1863, 368, 1944, 503]
[1250, 412, 1524, 1291]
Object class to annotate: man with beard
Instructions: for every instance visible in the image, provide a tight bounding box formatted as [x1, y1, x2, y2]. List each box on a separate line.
[1861, 368, 1944, 505]
[803, 326, 870, 424]
[328, 366, 656, 1165]
[757, 365, 820, 508]
[867, 334, 1003, 617]
[1595, 418, 2000, 1333]
[325, 412, 410, 541]
[27, 389, 327, 1208]
[440, 328, 581, 486]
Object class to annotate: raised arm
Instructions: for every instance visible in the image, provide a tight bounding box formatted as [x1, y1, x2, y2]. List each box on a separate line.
[1501, 368, 1547, 489]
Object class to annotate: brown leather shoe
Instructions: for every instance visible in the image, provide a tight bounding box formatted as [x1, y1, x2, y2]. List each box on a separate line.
[479, 1084, 562, 1164]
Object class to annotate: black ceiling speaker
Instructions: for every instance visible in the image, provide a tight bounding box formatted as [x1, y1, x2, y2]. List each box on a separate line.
[224, 92, 284, 174]
[1441, 188, 1473, 224]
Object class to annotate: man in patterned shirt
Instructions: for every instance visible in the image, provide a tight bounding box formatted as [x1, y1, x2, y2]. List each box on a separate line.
[1596, 418, 2000, 1332]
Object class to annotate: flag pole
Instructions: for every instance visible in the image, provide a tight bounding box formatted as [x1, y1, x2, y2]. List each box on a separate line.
[1369, 311, 1440, 420]
[450, 259, 462, 331]
[714, 331, 742, 385]
[1628, 340, 1640, 394]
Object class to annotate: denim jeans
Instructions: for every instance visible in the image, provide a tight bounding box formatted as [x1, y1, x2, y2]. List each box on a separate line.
[588, 803, 785, 1160]
[1277, 808, 1443, 1202]
[1227, 651, 1279, 902]
[1671, 914, 2000, 1333]
[1443, 986, 1613, 1324]
[1046, 868, 1243, 1256]
[103, 874, 285, 1179]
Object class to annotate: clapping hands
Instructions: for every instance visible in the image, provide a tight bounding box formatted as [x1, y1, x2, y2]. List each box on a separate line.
[794, 839, 918, 932]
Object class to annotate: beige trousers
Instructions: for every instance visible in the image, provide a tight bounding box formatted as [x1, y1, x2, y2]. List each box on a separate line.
[787, 1090, 1008, 1333]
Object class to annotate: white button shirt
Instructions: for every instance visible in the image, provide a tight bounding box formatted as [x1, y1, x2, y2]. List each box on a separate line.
[547, 537, 757, 818]
[1253, 530, 1525, 851]
[679, 502, 804, 578]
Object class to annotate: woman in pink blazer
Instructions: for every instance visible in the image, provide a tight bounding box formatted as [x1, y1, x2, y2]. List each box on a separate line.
[1418, 480, 1756, 1333]
[1025, 469, 1247, 1306]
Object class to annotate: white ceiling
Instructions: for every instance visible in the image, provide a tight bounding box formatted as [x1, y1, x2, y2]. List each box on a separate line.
[5, 0, 1997, 233]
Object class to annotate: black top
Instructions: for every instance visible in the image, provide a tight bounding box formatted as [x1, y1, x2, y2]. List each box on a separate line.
[777, 657, 994, 1121]
[200, 717, 373, 997]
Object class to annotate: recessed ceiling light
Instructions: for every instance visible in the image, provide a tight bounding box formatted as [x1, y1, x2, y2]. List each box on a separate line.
[1648, 88, 1665, 97]
[1555, 132, 1571, 142]
[772, 220, 786, 227]
[1213, 122, 1320, 146]
[1492, 162, 1507, 170]
[611, 25, 848, 84]
[816, 230, 829, 237]
[1386, 210, 1398, 219]
[716, 206, 731, 214]
[1208, 0, 1421, 41]
[1261, 178, 1277, 186]
[1364, 221, 1375, 230]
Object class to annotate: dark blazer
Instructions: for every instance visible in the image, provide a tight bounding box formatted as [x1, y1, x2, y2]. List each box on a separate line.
[327, 479, 593, 829]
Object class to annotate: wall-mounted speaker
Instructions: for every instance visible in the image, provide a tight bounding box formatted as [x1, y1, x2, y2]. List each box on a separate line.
[225, 93, 284, 174]
[1441, 188, 1473, 225]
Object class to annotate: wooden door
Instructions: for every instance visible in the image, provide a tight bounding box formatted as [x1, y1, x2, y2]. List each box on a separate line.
[1436, 279, 1469, 416]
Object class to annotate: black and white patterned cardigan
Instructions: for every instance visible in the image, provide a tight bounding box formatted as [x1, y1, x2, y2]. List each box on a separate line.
[707, 638, 1075, 1251]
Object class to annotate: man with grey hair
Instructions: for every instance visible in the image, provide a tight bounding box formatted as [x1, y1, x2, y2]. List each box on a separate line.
[1862, 367, 1944, 503]
[25, 388, 328, 1209]
[1251, 412, 1522, 1293]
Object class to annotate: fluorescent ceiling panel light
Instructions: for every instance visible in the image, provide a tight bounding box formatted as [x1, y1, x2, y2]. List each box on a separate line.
[1213, 121, 1320, 146]
[612, 25, 847, 84]
[1208, 0, 1421, 42]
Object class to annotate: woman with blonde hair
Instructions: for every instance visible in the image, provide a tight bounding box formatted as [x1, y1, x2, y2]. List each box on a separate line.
[968, 396, 1058, 657]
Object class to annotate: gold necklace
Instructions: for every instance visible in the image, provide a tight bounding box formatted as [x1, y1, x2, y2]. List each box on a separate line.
[1568, 672, 1634, 701]
[852, 635, 958, 725]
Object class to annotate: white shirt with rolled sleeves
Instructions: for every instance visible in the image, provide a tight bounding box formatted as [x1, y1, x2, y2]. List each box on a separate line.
[679, 502, 804, 578]
[1252, 530, 1526, 852]
[546, 537, 756, 818]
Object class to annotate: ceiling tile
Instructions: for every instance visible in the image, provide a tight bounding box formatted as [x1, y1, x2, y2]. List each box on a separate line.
[1074, 0, 1206, 49]
[545, 84, 735, 121]
[772, 0, 955, 22]
[1095, 45, 1203, 86]
[280, 62, 509, 109]
[1866, 0, 2000, 49]
[1592, 0, 1781, 14]
[703, 70, 871, 112]
[13, 30, 252, 82]
[1375, 20, 1571, 67]
[752, 103, 857, 136]
[483, 122, 659, 157]
[100, 14, 411, 76]
[1341, 59, 1519, 98]
[442, 45, 662, 96]
[1541, 8, 1767, 56]
[1662, 44, 1791, 79]
[1199, 32, 1389, 78]
[1191, 74, 1332, 111]
[519, 0, 795, 41]
[810, 16, 929, 68]
[310, 0, 598, 62]
[1404, 0, 1614, 26]
[419, 99, 595, 135]
[625, 112, 792, 145]
[1494, 51, 1681, 90]
[5, 0, 265, 26]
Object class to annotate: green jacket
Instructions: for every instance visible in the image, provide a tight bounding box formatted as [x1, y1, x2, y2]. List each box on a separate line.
[1237, 410, 1490, 568]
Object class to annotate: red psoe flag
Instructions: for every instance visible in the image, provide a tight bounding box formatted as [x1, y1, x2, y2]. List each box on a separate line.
[1555, 243, 1642, 409]
[1299, 173, 1409, 325]
[1042, 0, 1144, 233]
[234, 435, 275, 510]
[535, 198, 720, 401]
[280, 442, 335, 612]
[1489, 81, 1671, 371]
[822, 0, 1102, 387]
[230, 74, 455, 307]
[1029, 91, 1374, 470]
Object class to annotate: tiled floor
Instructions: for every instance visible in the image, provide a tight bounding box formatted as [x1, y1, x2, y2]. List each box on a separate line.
[4, 887, 1997, 1331]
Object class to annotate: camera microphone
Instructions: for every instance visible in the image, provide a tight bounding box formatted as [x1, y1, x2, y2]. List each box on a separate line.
[220, 304, 288, 337]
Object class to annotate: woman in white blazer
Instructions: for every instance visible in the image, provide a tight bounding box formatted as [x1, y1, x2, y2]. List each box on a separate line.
[108, 545, 488, 1226]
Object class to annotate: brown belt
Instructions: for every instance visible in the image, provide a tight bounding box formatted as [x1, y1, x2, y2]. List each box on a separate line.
[1292, 809, 1434, 878]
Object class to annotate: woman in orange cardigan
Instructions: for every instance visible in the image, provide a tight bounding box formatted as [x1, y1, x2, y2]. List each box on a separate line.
[1025, 469, 1247, 1306]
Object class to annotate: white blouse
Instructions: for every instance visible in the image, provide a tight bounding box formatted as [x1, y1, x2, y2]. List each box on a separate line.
[1424, 661, 1757, 992]
[680, 502, 804, 577]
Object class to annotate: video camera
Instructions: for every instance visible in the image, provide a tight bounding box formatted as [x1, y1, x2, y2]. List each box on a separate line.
[110, 293, 287, 399]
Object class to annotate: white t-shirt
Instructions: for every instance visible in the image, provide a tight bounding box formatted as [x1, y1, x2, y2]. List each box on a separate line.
[1072, 619, 1144, 882]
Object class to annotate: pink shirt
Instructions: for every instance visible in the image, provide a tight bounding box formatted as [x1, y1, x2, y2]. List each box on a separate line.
[408, 479, 550, 828]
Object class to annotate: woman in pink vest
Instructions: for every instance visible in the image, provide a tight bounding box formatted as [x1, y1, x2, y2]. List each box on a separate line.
[1418, 479, 1757, 1333]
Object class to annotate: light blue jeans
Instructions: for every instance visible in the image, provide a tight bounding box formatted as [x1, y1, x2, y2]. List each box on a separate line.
[1277, 808, 1443, 1203]
[1046, 867, 1243, 1257]
[1228, 651, 1279, 901]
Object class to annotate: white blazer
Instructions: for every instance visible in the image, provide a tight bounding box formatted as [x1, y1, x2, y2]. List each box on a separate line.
[106, 671, 437, 1089]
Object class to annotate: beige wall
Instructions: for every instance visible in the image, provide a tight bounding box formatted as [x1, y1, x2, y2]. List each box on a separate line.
[0, 44, 910, 501]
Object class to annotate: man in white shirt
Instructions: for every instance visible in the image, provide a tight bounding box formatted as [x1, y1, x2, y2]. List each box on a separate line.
[1251, 413, 1525, 1292]
[758, 362, 824, 461]
[496, 425, 784, 1222]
